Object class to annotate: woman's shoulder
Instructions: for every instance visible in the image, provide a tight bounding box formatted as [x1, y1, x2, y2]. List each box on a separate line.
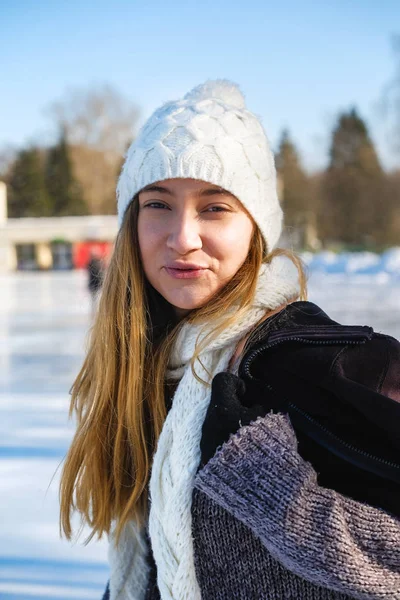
[246, 299, 399, 354]
[241, 300, 400, 402]
[247, 300, 374, 342]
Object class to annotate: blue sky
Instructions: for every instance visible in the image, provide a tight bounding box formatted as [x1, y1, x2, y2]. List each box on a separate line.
[1, 0, 399, 171]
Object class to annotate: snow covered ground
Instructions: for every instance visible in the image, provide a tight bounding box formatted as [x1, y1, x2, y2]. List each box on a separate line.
[1, 254, 400, 599]
[0, 272, 109, 600]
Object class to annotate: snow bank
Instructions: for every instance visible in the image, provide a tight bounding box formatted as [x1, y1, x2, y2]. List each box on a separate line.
[302, 247, 400, 277]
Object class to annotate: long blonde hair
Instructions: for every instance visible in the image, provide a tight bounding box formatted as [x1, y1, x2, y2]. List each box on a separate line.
[59, 199, 307, 543]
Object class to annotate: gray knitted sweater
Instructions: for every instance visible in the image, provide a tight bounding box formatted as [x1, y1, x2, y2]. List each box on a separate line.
[143, 413, 400, 599]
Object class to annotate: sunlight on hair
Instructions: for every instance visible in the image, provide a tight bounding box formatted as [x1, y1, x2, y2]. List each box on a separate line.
[59, 199, 307, 544]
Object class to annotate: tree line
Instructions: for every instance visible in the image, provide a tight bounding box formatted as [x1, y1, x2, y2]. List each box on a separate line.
[7, 129, 87, 218]
[3, 84, 138, 219]
[2, 67, 400, 250]
[277, 109, 400, 249]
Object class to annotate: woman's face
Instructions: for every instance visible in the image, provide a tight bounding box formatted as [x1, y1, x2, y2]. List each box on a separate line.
[137, 178, 254, 316]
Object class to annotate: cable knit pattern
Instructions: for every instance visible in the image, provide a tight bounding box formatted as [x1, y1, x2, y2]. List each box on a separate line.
[117, 79, 282, 251]
[108, 257, 300, 599]
[195, 413, 400, 599]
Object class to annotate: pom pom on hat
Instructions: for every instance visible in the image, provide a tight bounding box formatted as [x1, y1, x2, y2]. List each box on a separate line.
[184, 79, 246, 109]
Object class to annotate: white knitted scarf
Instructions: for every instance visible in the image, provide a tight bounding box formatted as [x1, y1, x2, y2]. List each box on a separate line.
[108, 256, 300, 600]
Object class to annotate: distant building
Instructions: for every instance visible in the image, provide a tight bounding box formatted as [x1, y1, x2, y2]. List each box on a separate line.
[0, 182, 117, 272]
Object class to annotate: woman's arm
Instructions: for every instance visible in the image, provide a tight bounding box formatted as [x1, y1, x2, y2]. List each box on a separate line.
[195, 413, 400, 600]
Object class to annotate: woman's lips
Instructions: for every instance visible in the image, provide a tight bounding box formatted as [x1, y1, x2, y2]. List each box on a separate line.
[164, 266, 208, 279]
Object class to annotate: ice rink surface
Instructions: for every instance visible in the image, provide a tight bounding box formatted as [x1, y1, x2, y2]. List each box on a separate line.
[1, 269, 399, 599]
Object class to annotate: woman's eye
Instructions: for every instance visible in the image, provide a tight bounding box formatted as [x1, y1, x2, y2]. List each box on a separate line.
[144, 201, 168, 209]
[205, 206, 229, 213]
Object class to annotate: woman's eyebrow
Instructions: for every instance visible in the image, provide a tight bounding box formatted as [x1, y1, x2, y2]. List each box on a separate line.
[141, 185, 173, 195]
[140, 185, 235, 199]
[197, 188, 234, 198]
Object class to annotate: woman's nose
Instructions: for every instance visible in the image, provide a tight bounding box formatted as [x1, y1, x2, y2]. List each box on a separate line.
[166, 215, 202, 254]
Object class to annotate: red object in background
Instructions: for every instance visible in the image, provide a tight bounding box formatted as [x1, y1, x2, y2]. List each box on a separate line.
[73, 241, 113, 269]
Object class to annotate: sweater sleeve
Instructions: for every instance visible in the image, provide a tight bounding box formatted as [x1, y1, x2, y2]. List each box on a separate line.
[194, 413, 400, 600]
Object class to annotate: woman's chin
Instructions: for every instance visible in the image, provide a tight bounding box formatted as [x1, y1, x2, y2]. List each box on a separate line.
[167, 292, 214, 314]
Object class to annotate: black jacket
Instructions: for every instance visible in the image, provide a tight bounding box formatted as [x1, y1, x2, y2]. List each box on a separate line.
[200, 301, 400, 516]
[102, 301, 400, 600]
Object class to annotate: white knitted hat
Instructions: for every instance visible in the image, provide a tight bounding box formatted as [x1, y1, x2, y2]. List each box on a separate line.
[117, 79, 283, 251]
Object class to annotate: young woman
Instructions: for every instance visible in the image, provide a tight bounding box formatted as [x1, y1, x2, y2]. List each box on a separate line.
[60, 80, 400, 600]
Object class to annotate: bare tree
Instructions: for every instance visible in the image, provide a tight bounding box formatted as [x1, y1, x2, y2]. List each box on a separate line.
[47, 84, 139, 213]
[0, 145, 17, 180]
[69, 144, 122, 214]
[48, 84, 139, 156]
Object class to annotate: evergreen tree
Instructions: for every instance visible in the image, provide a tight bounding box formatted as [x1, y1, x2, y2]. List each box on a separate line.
[45, 129, 87, 216]
[276, 130, 318, 248]
[8, 147, 52, 217]
[386, 170, 400, 245]
[321, 109, 387, 248]
[276, 130, 310, 226]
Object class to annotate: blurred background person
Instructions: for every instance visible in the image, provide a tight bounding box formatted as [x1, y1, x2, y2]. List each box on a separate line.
[87, 247, 105, 314]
